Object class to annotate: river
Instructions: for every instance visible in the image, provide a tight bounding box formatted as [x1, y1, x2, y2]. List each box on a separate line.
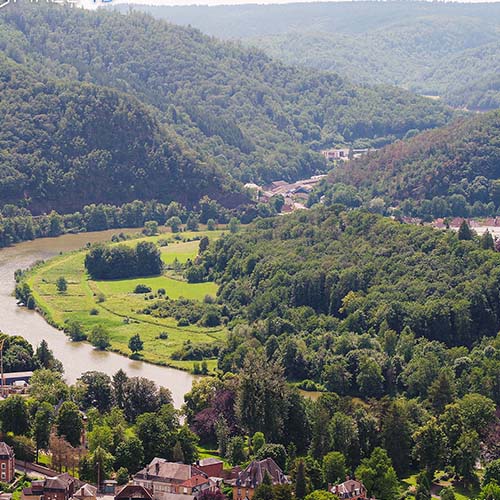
[0, 229, 196, 408]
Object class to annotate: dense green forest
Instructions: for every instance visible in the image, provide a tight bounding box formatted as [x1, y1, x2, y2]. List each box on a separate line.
[199, 207, 500, 348]
[130, 1, 500, 110]
[175, 206, 500, 495]
[0, 53, 238, 214]
[325, 111, 500, 217]
[0, 4, 451, 190]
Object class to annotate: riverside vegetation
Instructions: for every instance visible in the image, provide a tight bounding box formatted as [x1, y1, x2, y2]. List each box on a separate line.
[16, 229, 226, 372]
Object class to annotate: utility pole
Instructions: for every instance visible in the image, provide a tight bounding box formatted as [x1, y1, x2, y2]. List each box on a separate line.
[0, 337, 5, 398]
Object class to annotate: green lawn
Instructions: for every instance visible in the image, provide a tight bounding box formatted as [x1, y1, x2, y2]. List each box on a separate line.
[26, 231, 226, 372]
[401, 471, 479, 499]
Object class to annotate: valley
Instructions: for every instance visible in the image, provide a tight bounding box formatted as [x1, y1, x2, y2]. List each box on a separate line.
[0, 2, 498, 500]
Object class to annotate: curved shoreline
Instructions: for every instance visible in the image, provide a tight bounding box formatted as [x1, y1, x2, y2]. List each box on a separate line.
[0, 229, 197, 408]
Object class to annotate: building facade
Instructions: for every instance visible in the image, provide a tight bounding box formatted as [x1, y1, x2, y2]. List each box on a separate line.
[0, 443, 15, 483]
[133, 458, 212, 500]
[232, 458, 289, 500]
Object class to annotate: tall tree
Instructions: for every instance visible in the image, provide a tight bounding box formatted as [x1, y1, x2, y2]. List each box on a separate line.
[413, 417, 446, 477]
[56, 401, 83, 448]
[0, 395, 30, 435]
[295, 459, 307, 500]
[236, 352, 289, 442]
[355, 448, 400, 500]
[33, 402, 54, 461]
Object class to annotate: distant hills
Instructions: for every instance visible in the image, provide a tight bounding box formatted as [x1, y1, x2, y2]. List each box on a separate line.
[328, 111, 500, 217]
[0, 3, 452, 210]
[126, 1, 500, 111]
[0, 54, 237, 214]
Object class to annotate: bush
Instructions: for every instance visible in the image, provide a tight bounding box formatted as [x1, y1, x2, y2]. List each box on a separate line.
[56, 276, 67, 293]
[65, 320, 86, 341]
[27, 296, 36, 310]
[116, 467, 129, 485]
[96, 293, 106, 303]
[88, 325, 110, 350]
[177, 318, 190, 327]
[89, 308, 99, 315]
[201, 309, 221, 327]
[134, 284, 152, 294]
[159, 331, 169, 339]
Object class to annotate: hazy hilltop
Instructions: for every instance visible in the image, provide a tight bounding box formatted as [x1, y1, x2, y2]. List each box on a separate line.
[326, 110, 500, 217]
[121, 1, 500, 110]
[0, 4, 454, 189]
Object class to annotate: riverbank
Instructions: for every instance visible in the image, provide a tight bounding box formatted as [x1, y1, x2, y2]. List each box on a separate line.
[0, 228, 199, 407]
[20, 229, 226, 373]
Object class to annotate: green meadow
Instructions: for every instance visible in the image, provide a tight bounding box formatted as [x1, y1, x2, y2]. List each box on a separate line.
[26, 229, 226, 372]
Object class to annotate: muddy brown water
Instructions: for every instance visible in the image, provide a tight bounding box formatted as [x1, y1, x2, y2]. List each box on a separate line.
[0, 229, 196, 408]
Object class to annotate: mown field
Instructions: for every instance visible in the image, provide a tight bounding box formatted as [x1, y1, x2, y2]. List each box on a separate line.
[26, 229, 226, 371]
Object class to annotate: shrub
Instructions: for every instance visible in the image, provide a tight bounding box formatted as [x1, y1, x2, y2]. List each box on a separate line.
[88, 325, 110, 350]
[56, 276, 67, 293]
[116, 467, 129, 485]
[89, 308, 99, 316]
[134, 284, 152, 294]
[177, 318, 190, 327]
[26, 296, 36, 310]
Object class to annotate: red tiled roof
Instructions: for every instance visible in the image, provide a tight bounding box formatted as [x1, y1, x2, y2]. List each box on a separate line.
[179, 475, 209, 488]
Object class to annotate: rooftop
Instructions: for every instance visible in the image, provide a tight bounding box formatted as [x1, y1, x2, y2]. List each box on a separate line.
[115, 484, 153, 500]
[235, 458, 288, 488]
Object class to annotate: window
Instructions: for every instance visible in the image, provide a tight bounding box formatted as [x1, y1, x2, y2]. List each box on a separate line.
[1, 472, 5, 479]
[1, 463, 5, 469]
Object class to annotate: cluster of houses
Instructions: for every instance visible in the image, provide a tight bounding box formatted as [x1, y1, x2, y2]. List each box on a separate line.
[245, 175, 326, 213]
[0, 440, 373, 500]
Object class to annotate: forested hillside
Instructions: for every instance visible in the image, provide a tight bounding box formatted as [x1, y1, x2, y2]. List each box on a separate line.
[132, 1, 500, 110]
[202, 207, 500, 347]
[0, 4, 452, 186]
[191, 207, 500, 412]
[0, 54, 238, 214]
[327, 111, 500, 217]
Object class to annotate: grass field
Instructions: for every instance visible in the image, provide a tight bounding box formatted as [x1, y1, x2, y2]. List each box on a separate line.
[401, 471, 479, 499]
[26, 228, 226, 372]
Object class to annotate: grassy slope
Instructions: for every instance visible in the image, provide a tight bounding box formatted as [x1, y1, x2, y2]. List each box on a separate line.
[26, 229, 225, 371]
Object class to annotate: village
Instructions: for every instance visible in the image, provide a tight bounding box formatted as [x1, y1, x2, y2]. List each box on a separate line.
[0, 442, 373, 500]
[244, 175, 326, 213]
